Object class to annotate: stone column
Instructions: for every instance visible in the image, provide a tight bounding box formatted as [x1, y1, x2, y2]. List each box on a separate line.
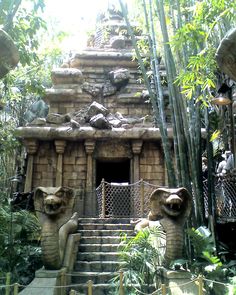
[132, 140, 143, 182]
[84, 140, 96, 216]
[24, 140, 38, 192]
[54, 140, 67, 187]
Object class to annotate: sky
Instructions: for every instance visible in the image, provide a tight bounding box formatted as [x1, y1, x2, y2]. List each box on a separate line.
[43, 0, 119, 52]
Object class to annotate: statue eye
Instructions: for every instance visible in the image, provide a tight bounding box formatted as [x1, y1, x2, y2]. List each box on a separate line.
[56, 191, 63, 198]
[42, 192, 47, 198]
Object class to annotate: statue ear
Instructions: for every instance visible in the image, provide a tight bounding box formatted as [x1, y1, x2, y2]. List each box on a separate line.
[34, 187, 46, 214]
[60, 187, 75, 210]
[179, 187, 192, 218]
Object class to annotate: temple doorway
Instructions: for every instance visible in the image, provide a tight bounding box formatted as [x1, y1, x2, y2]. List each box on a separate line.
[96, 158, 130, 186]
[96, 158, 131, 217]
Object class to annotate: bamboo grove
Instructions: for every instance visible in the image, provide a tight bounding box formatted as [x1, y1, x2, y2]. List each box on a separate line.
[119, 0, 236, 226]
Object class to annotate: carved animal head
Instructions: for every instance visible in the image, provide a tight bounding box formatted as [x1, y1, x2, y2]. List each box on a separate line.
[34, 187, 74, 217]
[149, 187, 192, 222]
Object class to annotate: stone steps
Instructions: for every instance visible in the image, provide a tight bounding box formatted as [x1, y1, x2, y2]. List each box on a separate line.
[74, 261, 123, 272]
[71, 217, 134, 294]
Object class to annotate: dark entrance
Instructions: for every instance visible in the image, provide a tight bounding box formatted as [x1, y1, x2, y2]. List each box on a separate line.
[96, 158, 130, 186]
[96, 159, 131, 217]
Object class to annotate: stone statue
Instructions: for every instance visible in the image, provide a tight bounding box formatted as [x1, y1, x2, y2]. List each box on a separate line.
[216, 28, 236, 81]
[34, 186, 78, 270]
[0, 29, 19, 79]
[135, 187, 192, 267]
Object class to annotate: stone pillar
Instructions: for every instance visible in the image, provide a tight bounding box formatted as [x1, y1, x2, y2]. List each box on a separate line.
[84, 140, 96, 216]
[24, 140, 38, 192]
[132, 140, 143, 182]
[54, 140, 66, 187]
[161, 269, 198, 295]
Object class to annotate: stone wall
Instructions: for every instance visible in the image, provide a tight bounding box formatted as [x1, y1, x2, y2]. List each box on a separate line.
[140, 142, 165, 185]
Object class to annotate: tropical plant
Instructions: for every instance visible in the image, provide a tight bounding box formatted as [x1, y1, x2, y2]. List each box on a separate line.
[171, 227, 235, 294]
[111, 227, 165, 294]
[0, 202, 42, 286]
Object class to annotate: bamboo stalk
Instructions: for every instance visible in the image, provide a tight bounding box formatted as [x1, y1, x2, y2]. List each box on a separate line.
[119, 271, 125, 295]
[13, 283, 18, 295]
[119, 0, 176, 186]
[198, 275, 203, 295]
[5, 272, 11, 295]
[161, 284, 167, 295]
[87, 280, 93, 295]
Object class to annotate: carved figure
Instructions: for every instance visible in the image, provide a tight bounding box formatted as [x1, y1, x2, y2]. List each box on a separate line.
[34, 187, 78, 270]
[0, 29, 19, 79]
[135, 187, 192, 267]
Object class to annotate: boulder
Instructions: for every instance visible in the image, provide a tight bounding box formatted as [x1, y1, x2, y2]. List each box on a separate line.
[46, 113, 68, 124]
[89, 114, 112, 129]
[109, 68, 130, 89]
[85, 101, 109, 122]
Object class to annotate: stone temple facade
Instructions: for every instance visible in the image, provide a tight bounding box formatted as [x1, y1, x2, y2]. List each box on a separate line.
[16, 10, 170, 217]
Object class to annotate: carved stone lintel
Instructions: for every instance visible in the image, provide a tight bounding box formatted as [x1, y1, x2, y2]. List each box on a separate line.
[84, 140, 95, 155]
[132, 140, 143, 154]
[54, 140, 67, 154]
[24, 139, 38, 154]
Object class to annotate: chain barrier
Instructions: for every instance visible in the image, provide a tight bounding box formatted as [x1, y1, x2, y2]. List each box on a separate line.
[96, 179, 160, 218]
[0, 275, 234, 295]
[203, 173, 236, 222]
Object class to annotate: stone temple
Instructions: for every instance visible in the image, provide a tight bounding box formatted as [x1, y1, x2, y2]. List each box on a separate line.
[16, 8, 170, 217]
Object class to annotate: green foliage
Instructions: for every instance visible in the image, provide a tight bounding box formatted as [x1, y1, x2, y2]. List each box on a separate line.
[185, 228, 233, 294]
[0, 0, 47, 66]
[0, 202, 42, 285]
[111, 227, 164, 294]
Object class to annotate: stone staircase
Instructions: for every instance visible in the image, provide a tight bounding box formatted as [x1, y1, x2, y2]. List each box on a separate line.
[71, 218, 135, 295]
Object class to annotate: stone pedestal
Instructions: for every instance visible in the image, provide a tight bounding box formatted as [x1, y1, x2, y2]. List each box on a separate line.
[19, 268, 66, 295]
[161, 269, 198, 295]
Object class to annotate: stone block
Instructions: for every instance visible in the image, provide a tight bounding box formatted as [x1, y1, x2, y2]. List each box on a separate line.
[63, 172, 78, 180]
[75, 157, 86, 165]
[64, 157, 76, 165]
[63, 164, 75, 172]
[51, 68, 83, 85]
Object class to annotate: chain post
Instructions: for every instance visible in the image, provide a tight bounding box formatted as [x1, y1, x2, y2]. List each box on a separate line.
[60, 268, 66, 295]
[119, 271, 125, 295]
[5, 272, 11, 295]
[161, 284, 167, 295]
[140, 179, 144, 217]
[101, 178, 106, 218]
[88, 280, 93, 295]
[198, 275, 203, 295]
[13, 283, 19, 295]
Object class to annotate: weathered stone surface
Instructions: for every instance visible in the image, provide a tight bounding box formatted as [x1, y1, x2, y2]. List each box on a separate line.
[0, 29, 19, 78]
[216, 28, 236, 81]
[103, 82, 117, 97]
[89, 114, 112, 129]
[46, 113, 68, 124]
[82, 82, 101, 97]
[109, 68, 130, 88]
[85, 101, 109, 122]
[51, 68, 83, 85]
[29, 118, 47, 126]
[106, 113, 122, 127]
[109, 36, 126, 49]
